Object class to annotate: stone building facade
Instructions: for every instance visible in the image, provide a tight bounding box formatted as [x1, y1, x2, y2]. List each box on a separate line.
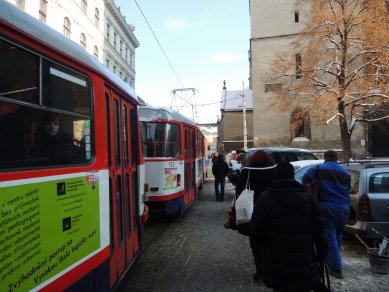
[217, 83, 253, 153]
[249, 0, 368, 157]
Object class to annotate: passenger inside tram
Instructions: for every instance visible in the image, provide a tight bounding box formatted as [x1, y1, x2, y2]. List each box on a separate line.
[31, 114, 76, 164]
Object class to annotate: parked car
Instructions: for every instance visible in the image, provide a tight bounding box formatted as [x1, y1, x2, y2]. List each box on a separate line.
[343, 162, 389, 239]
[246, 147, 319, 164]
[292, 160, 389, 239]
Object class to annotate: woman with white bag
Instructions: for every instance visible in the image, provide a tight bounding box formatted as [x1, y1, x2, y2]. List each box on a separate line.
[234, 149, 276, 280]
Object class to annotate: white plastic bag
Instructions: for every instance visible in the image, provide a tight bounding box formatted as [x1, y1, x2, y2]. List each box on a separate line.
[235, 171, 254, 225]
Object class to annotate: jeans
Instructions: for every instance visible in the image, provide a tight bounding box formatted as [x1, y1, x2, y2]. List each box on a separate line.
[214, 177, 225, 201]
[321, 202, 349, 271]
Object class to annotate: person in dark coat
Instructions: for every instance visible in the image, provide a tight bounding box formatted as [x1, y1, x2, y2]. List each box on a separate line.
[212, 154, 229, 201]
[235, 150, 276, 280]
[250, 161, 328, 291]
[32, 114, 76, 164]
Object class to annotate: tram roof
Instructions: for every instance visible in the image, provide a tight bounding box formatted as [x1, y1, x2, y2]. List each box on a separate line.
[0, 1, 138, 104]
[139, 106, 197, 126]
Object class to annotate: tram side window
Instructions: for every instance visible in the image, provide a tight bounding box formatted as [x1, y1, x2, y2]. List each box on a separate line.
[0, 39, 93, 169]
[42, 60, 91, 115]
[0, 39, 39, 105]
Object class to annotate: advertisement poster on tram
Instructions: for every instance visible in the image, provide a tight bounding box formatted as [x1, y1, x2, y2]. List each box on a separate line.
[0, 175, 100, 291]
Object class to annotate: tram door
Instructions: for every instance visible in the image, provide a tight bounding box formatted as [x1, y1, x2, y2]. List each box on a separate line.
[184, 127, 196, 205]
[106, 90, 139, 287]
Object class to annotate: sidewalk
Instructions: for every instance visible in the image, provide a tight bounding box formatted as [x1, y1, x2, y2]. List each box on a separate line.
[120, 177, 264, 291]
[120, 173, 389, 291]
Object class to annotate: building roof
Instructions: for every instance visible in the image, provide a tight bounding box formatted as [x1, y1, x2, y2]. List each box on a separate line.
[220, 88, 253, 111]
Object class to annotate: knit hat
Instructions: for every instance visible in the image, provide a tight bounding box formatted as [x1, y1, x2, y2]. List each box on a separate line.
[275, 161, 294, 179]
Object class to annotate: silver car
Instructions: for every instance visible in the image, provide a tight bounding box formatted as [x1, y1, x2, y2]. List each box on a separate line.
[344, 162, 389, 239]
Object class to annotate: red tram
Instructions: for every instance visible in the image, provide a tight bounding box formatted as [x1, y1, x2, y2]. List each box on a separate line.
[0, 2, 147, 291]
[139, 106, 207, 215]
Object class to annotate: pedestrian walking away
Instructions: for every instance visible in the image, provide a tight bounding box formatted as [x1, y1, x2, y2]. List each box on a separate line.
[212, 153, 229, 201]
[235, 149, 276, 280]
[250, 161, 329, 292]
[303, 150, 351, 279]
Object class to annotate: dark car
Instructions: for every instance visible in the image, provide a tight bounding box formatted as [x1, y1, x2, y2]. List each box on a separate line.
[246, 147, 319, 164]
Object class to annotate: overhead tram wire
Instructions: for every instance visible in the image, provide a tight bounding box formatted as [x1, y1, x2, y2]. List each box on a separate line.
[173, 96, 243, 109]
[134, 0, 192, 107]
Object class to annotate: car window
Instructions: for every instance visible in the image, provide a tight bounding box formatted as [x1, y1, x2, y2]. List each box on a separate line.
[278, 152, 296, 162]
[348, 170, 360, 194]
[369, 172, 389, 193]
[294, 165, 310, 183]
[296, 152, 318, 160]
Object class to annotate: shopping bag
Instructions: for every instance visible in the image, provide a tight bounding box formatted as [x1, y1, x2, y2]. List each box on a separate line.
[235, 171, 254, 225]
[224, 196, 237, 230]
[235, 188, 254, 225]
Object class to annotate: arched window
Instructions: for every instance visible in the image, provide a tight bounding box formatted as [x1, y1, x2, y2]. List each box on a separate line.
[80, 33, 87, 48]
[94, 8, 100, 27]
[63, 17, 71, 38]
[291, 108, 311, 140]
[93, 46, 98, 58]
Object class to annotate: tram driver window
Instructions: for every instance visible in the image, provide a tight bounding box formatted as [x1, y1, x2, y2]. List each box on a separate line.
[141, 122, 180, 158]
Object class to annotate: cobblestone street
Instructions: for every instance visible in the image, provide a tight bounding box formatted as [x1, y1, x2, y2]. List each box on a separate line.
[120, 175, 389, 292]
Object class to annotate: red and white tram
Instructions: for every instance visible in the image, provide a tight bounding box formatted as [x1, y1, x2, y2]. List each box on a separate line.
[139, 106, 207, 215]
[0, 2, 147, 291]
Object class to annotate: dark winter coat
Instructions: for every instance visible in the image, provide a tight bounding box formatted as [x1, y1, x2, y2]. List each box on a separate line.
[212, 155, 229, 179]
[250, 179, 328, 292]
[236, 164, 276, 203]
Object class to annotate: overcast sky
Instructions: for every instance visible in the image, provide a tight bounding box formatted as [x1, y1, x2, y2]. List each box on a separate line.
[115, 0, 250, 124]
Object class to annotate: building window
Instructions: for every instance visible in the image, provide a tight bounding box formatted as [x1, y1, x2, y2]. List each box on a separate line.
[130, 52, 133, 66]
[81, 0, 87, 13]
[291, 108, 310, 140]
[125, 47, 128, 61]
[119, 72, 122, 79]
[16, 0, 25, 9]
[265, 82, 282, 93]
[295, 11, 299, 23]
[94, 46, 98, 58]
[80, 33, 87, 48]
[106, 23, 111, 41]
[94, 8, 100, 27]
[63, 17, 71, 38]
[106, 59, 110, 69]
[296, 53, 302, 79]
[120, 40, 123, 55]
[39, 0, 48, 23]
[113, 65, 116, 74]
[113, 32, 117, 49]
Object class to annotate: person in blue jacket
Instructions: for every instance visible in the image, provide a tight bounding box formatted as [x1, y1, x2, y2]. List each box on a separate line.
[302, 150, 351, 279]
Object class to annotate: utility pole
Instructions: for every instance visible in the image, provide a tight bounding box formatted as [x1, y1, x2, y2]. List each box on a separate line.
[242, 81, 247, 151]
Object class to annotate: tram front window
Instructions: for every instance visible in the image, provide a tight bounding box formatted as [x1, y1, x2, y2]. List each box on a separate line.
[141, 122, 180, 158]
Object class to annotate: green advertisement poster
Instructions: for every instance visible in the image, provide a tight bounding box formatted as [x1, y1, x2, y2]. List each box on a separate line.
[0, 175, 100, 292]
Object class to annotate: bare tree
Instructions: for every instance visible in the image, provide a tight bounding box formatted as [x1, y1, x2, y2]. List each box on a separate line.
[271, 0, 389, 160]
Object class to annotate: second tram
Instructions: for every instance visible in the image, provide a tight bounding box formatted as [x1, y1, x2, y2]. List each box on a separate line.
[139, 106, 206, 215]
